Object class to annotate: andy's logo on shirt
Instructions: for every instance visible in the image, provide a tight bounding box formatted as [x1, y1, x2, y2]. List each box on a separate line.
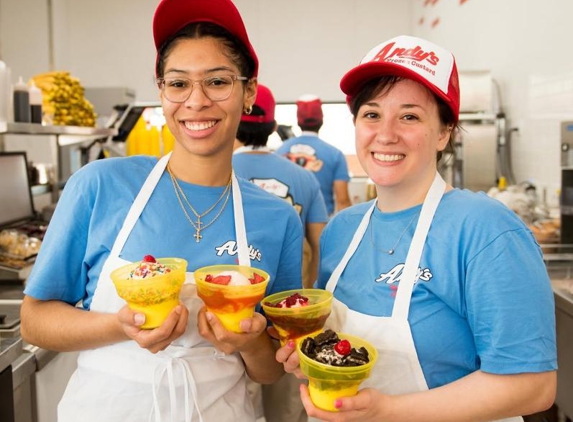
[215, 241, 262, 261]
[375, 263, 432, 296]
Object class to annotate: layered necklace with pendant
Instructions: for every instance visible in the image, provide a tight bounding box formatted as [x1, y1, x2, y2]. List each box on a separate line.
[167, 163, 232, 243]
[370, 212, 418, 255]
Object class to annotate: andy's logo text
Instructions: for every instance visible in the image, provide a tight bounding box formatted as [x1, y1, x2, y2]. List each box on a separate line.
[373, 42, 439, 66]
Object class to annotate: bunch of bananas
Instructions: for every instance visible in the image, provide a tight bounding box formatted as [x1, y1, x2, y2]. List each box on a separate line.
[30, 71, 97, 127]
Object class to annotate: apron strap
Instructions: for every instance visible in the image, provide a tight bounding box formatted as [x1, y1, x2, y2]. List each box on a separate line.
[392, 173, 445, 319]
[325, 201, 376, 292]
[110, 153, 171, 258]
[325, 172, 446, 321]
[151, 355, 204, 422]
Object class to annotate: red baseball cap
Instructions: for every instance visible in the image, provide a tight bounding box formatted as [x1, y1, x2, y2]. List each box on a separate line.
[153, 0, 259, 76]
[340, 35, 460, 122]
[241, 84, 275, 124]
[297, 95, 323, 126]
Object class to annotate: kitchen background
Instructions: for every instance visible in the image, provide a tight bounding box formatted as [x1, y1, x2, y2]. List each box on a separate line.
[0, 1, 572, 422]
[0, 0, 569, 207]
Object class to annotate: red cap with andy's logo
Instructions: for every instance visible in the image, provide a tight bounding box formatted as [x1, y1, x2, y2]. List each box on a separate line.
[340, 35, 459, 122]
[297, 95, 323, 126]
[153, 0, 258, 76]
[241, 84, 275, 124]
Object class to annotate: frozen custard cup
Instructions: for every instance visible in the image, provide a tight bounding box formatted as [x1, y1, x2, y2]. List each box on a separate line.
[111, 257, 187, 329]
[297, 332, 378, 412]
[194, 264, 270, 333]
[261, 289, 332, 346]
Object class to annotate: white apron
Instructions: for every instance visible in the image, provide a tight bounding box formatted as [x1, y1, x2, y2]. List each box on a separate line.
[58, 152, 256, 422]
[322, 173, 523, 422]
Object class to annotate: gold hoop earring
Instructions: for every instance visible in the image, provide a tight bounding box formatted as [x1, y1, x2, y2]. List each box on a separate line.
[244, 105, 253, 115]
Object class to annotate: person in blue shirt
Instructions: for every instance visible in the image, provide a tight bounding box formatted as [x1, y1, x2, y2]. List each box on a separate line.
[276, 35, 556, 422]
[233, 84, 328, 287]
[20, 1, 303, 421]
[233, 83, 329, 422]
[276, 95, 352, 216]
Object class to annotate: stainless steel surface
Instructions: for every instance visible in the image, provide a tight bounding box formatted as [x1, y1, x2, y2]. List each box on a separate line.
[0, 122, 117, 137]
[561, 121, 573, 167]
[0, 299, 22, 339]
[0, 122, 117, 204]
[12, 351, 35, 422]
[545, 251, 573, 421]
[458, 70, 493, 113]
[0, 337, 22, 373]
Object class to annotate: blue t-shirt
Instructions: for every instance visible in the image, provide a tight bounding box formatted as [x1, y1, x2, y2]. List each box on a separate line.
[25, 155, 304, 309]
[316, 189, 557, 389]
[232, 151, 328, 228]
[276, 134, 350, 215]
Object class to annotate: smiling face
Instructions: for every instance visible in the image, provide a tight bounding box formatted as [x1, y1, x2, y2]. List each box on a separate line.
[354, 78, 451, 207]
[160, 36, 256, 164]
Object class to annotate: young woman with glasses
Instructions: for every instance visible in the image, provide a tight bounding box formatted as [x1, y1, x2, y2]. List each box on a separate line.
[20, 1, 303, 421]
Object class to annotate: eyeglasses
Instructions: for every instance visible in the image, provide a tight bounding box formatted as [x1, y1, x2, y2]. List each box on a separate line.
[156, 75, 248, 103]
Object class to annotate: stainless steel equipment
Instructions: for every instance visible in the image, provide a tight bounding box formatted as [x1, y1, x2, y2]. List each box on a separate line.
[561, 169, 573, 245]
[0, 298, 78, 422]
[561, 122, 573, 244]
[543, 247, 573, 421]
[439, 71, 507, 193]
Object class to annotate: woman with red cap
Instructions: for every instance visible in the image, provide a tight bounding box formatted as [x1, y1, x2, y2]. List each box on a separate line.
[20, 1, 303, 421]
[277, 35, 556, 422]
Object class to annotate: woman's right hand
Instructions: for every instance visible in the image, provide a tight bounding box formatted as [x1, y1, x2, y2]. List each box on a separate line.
[117, 302, 189, 353]
[275, 339, 305, 379]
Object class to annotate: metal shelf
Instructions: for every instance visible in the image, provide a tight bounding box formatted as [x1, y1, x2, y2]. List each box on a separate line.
[0, 121, 116, 137]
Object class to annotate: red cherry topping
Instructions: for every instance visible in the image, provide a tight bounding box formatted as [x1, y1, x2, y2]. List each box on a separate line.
[205, 274, 213, 282]
[334, 339, 351, 356]
[142, 255, 156, 263]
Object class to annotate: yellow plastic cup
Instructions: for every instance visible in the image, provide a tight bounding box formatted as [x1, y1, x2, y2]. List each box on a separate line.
[297, 332, 378, 412]
[111, 258, 187, 329]
[194, 264, 270, 333]
[261, 289, 333, 346]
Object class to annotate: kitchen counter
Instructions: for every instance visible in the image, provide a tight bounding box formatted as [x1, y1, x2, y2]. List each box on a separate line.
[0, 337, 22, 373]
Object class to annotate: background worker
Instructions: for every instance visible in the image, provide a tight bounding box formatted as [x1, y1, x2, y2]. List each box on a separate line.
[276, 95, 352, 216]
[233, 84, 328, 287]
[233, 83, 329, 422]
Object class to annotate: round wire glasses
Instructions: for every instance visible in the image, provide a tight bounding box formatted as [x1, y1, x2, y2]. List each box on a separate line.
[156, 75, 248, 103]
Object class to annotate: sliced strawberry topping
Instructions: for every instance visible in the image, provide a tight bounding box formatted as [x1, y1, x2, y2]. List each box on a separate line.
[142, 255, 156, 263]
[249, 272, 265, 284]
[208, 275, 232, 285]
[334, 339, 351, 356]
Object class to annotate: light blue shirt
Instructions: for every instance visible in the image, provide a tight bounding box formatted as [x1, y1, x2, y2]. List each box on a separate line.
[276, 133, 350, 215]
[316, 190, 557, 389]
[25, 155, 304, 309]
[232, 151, 328, 228]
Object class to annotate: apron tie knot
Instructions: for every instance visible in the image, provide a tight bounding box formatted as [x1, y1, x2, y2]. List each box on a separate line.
[150, 350, 204, 422]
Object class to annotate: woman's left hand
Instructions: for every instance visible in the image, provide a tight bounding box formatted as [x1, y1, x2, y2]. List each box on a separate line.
[300, 384, 386, 422]
[196, 305, 268, 354]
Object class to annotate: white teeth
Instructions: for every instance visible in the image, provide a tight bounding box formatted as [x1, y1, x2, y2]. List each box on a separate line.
[373, 153, 405, 162]
[184, 120, 216, 131]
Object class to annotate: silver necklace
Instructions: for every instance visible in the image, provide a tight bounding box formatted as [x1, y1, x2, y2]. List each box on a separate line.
[370, 212, 418, 255]
[167, 163, 232, 243]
